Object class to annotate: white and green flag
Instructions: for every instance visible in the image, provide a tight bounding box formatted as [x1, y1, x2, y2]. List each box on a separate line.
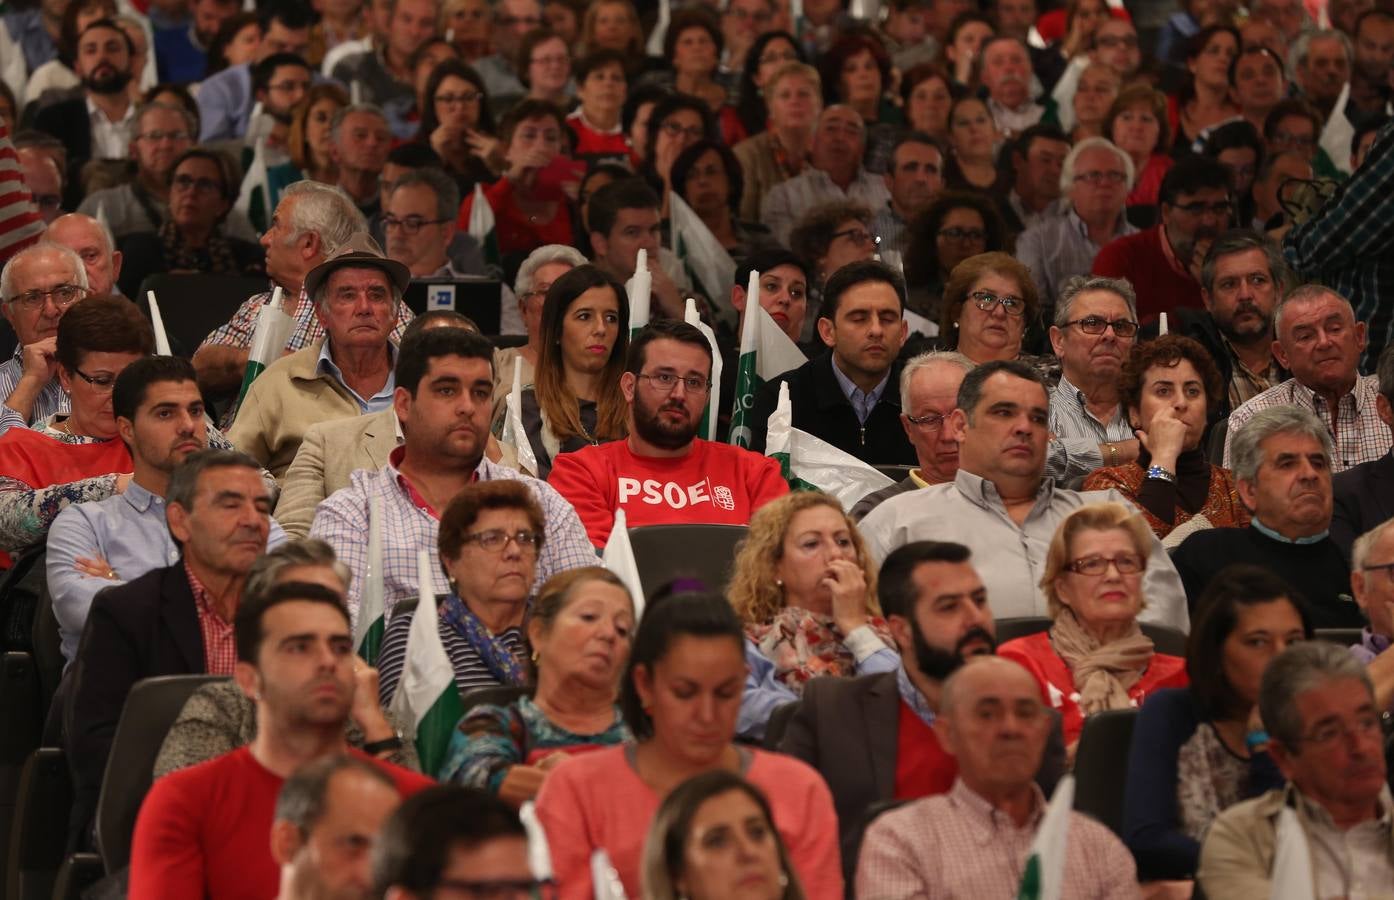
[389, 549, 467, 778]
[602, 507, 646, 621]
[591, 849, 629, 900]
[729, 271, 806, 448]
[682, 298, 722, 441]
[670, 193, 736, 326]
[1017, 774, 1075, 900]
[500, 356, 539, 477]
[626, 248, 651, 340]
[145, 290, 172, 356]
[468, 183, 500, 269]
[236, 285, 295, 407]
[765, 382, 893, 511]
[234, 135, 270, 224]
[356, 492, 387, 665]
[1268, 807, 1316, 900]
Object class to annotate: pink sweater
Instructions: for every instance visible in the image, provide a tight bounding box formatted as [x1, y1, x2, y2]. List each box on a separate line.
[535, 744, 843, 900]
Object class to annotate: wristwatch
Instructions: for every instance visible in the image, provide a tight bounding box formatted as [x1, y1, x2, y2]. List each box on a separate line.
[362, 734, 404, 755]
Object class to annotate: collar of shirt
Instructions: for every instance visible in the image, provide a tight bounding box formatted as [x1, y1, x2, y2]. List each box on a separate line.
[954, 468, 1052, 515]
[1155, 224, 1195, 283]
[1056, 372, 1126, 427]
[1290, 376, 1366, 414]
[896, 664, 935, 726]
[1221, 335, 1279, 380]
[122, 479, 162, 514]
[1363, 627, 1392, 658]
[1252, 517, 1330, 545]
[1295, 782, 1394, 832]
[84, 93, 134, 127]
[388, 444, 479, 517]
[316, 339, 399, 409]
[830, 356, 890, 422]
[1066, 206, 1133, 244]
[947, 777, 1045, 841]
[184, 559, 229, 622]
[568, 108, 623, 135]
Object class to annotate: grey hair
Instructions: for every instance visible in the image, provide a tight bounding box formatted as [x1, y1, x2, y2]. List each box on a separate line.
[134, 100, 197, 143]
[330, 103, 389, 146]
[166, 449, 264, 513]
[514, 244, 587, 296]
[1199, 230, 1291, 295]
[1272, 283, 1354, 337]
[244, 538, 352, 607]
[280, 182, 366, 257]
[1229, 405, 1333, 483]
[274, 755, 394, 834]
[1288, 28, 1352, 81]
[899, 350, 974, 411]
[1377, 342, 1394, 401]
[1352, 518, 1394, 571]
[1059, 136, 1135, 195]
[1259, 641, 1373, 747]
[1053, 275, 1138, 327]
[388, 168, 460, 222]
[0, 243, 88, 302]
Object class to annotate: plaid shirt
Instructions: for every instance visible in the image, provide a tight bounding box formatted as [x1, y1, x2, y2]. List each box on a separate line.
[308, 450, 598, 629]
[186, 562, 236, 675]
[1224, 374, 1391, 473]
[200, 286, 414, 355]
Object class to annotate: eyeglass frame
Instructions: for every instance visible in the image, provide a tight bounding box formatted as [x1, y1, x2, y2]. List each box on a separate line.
[968, 289, 1026, 317]
[904, 410, 948, 430]
[461, 528, 544, 553]
[70, 365, 120, 392]
[636, 372, 712, 394]
[1065, 553, 1145, 576]
[1061, 316, 1140, 338]
[382, 215, 450, 235]
[830, 227, 879, 248]
[4, 283, 89, 311]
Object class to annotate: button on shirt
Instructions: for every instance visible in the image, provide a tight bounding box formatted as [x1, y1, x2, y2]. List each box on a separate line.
[1297, 785, 1394, 900]
[315, 340, 397, 413]
[1016, 209, 1137, 309]
[1225, 374, 1391, 473]
[85, 95, 135, 160]
[186, 562, 237, 675]
[831, 361, 889, 425]
[0, 344, 69, 436]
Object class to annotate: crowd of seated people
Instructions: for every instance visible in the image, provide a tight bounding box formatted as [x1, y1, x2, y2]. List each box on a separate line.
[11, 0, 1394, 895]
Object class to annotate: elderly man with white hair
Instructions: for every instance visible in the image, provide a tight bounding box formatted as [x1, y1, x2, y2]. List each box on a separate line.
[1016, 137, 1137, 312]
[0, 242, 90, 436]
[45, 213, 122, 297]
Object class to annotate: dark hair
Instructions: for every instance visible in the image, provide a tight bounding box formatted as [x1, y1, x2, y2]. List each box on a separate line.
[670, 140, 743, 216]
[418, 59, 494, 140]
[938, 251, 1039, 344]
[625, 319, 713, 376]
[877, 541, 972, 619]
[55, 295, 155, 372]
[252, 52, 310, 94]
[736, 31, 805, 135]
[819, 259, 906, 320]
[574, 47, 627, 84]
[1186, 564, 1312, 721]
[1352, 115, 1390, 161]
[372, 786, 524, 896]
[1120, 334, 1224, 420]
[643, 93, 718, 173]
[1203, 119, 1265, 171]
[275, 755, 394, 834]
[1158, 154, 1232, 207]
[165, 448, 263, 514]
[622, 83, 673, 135]
[260, 1, 313, 33]
[77, 18, 134, 56]
[956, 358, 1046, 418]
[112, 355, 197, 422]
[400, 309, 479, 340]
[735, 247, 810, 292]
[947, 9, 995, 47]
[59, 0, 117, 65]
[536, 265, 629, 443]
[516, 27, 569, 88]
[620, 589, 745, 740]
[498, 98, 567, 147]
[1103, 84, 1169, 157]
[437, 480, 546, 563]
[888, 131, 944, 172]
[142, 83, 201, 133]
[663, 7, 723, 62]
[1227, 44, 1284, 88]
[587, 177, 661, 239]
[234, 580, 350, 663]
[904, 191, 1009, 289]
[788, 199, 873, 275]
[1003, 123, 1071, 187]
[899, 62, 957, 110]
[1262, 98, 1322, 145]
[206, 13, 260, 75]
[1176, 25, 1241, 109]
[387, 141, 443, 169]
[395, 327, 494, 397]
[1354, 6, 1394, 36]
[168, 147, 240, 201]
[389, 167, 460, 220]
[817, 30, 891, 107]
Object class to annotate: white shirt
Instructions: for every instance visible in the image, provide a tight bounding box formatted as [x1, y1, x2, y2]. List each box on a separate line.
[85, 94, 135, 160]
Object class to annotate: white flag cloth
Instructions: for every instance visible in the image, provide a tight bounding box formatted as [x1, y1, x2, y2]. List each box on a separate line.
[145, 291, 172, 356]
[1269, 807, 1316, 900]
[235, 285, 295, 407]
[387, 550, 465, 776]
[519, 802, 554, 882]
[670, 193, 736, 325]
[234, 136, 270, 219]
[625, 248, 651, 339]
[729, 291, 807, 448]
[1016, 774, 1075, 900]
[591, 849, 629, 900]
[501, 356, 539, 477]
[602, 508, 646, 621]
[764, 382, 893, 511]
[467, 182, 499, 265]
[683, 298, 722, 441]
[645, 0, 670, 55]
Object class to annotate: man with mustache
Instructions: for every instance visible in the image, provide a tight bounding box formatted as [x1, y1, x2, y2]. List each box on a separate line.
[1094, 155, 1233, 323]
[1200, 642, 1393, 897]
[781, 541, 1066, 885]
[1224, 284, 1388, 474]
[872, 133, 944, 257]
[748, 260, 915, 466]
[1175, 405, 1366, 628]
[979, 36, 1043, 138]
[547, 319, 789, 548]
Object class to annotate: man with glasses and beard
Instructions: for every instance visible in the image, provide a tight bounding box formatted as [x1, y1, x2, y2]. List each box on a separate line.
[780, 541, 1066, 885]
[547, 319, 790, 549]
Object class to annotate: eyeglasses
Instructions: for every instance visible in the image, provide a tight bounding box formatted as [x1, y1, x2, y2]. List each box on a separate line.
[905, 411, 947, 430]
[171, 174, 225, 196]
[71, 366, 118, 392]
[435, 878, 558, 900]
[496, 13, 542, 27]
[1297, 712, 1382, 748]
[436, 90, 482, 106]
[5, 283, 87, 311]
[938, 226, 987, 243]
[136, 129, 192, 143]
[1066, 553, 1144, 576]
[638, 372, 711, 394]
[383, 215, 449, 234]
[531, 54, 569, 66]
[1271, 130, 1316, 149]
[1074, 170, 1128, 186]
[758, 49, 799, 65]
[660, 121, 706, 141]
[1169, 199, 1232, 216]
[462, 529, 543, 553]
[969, 289, 1025, 317]
[831, 227, 878, 247]
[1063, 315, 1139, 338]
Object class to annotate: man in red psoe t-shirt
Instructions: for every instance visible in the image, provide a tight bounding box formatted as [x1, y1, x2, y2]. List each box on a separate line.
[547, 319, 790, 548]
[130, 581, 433, 900]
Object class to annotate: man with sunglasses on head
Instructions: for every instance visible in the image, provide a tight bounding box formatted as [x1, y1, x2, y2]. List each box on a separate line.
[1093, 155, 1234, 323]
[0, 242, 89, 436]
[548, 319, 788, 549]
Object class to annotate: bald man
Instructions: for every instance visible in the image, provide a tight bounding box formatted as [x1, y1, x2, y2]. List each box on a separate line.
[46, 214, 123, 297]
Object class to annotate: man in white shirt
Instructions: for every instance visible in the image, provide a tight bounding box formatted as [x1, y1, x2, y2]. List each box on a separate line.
[980, 36, 1044, 137]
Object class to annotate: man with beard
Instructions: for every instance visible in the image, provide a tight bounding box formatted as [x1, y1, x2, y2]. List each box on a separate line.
[196, 4, 313, 142]
[780, 541, 1066, 886]
[34, 18, 136, 208]
[547, 319, 788, 548]
[1093, 155, 1233, 323]
[246, 52, 313, 151]
[871, 133, 944, 257]
[128, 581, 432, 899]
[1345, 11, 1394, 124]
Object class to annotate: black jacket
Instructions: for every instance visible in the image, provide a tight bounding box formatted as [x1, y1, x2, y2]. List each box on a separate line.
[1332, 451, 1394, 563]
[32, 97, 94, 210]
[748, 352, 915, 466]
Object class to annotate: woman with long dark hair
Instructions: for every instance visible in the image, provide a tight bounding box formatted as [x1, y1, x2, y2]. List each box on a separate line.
[735, 30, 805, 136]
[416, 59, 500, 189]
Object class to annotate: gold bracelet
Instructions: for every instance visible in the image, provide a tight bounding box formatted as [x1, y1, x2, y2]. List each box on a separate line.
[1107, 443, 1118, 466]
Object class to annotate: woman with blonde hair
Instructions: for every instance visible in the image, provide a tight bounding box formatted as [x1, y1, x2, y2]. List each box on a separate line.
[998, 502, 1189, 749]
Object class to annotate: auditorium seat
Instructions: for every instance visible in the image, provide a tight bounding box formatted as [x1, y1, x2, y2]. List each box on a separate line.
[763, 701, 800, 751]
[134, 274, 268, 359]
[628, 524, 749, 599]
[6, 746, 72, 900]
[1072, 708, 1138, 836]
[994, 616, 1189, 657]
[1314, 628, 1363, 647]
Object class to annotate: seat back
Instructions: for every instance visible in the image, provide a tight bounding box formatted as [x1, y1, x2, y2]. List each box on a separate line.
[1315, 628, 1363, 647]
[30, 566, 63, 718]
[1072, 708, 1138, 835]
[0, 653, 40, 893]
[763, 701, 799, 751]
[627, 525, 749, 599]
[1207, 415, 1229, 465]
[993, 617, 1052, 644]
[94, 675, 227, 873]
[1140, 623, 1188, 657]
[135, 274, 267, 358]
[6, 747, 72, 900]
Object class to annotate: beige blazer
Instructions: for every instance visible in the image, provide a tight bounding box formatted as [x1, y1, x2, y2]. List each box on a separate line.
[274, 406, 398, 538]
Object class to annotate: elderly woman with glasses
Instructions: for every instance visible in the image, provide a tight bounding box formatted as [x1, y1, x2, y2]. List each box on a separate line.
[998, 502, 1189, 749]
[934, 251, 1055, 380]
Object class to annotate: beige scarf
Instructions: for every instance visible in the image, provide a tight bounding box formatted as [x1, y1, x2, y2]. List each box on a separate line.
[1049, 608, 1156, 717]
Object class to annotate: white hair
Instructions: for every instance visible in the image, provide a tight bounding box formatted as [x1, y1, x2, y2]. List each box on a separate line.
[1059, 136, 1136, 195]
[0, 243, 88, 302]
[515, 244, 587, 296]
[899, 350, 975, 411]
[280, 182, 366, 257]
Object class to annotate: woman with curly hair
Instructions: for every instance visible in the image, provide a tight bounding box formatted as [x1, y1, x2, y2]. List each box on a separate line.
[903, 192, 1008, 321]
[788, 200, 877, 309]
[730, 492, 899, 723]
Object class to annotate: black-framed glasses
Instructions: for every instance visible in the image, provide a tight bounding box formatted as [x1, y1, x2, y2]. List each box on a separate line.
[1361, 562, 1394, 579]
[831, 227, 878, 248]
[1074, 170, 1128, 186]
[436, 90, 482, 106]
[5, 283, 87, 311]
[383, 215, 449, 235]
[171, 174, 225, 196]
[660, 121, 706, 141]
[637, 372, 711, 394]
[969, 289, 1025, 317]
[71, 366, 119, 392]
[1297, 713, 1382, 748]
[905, 410, 947, 430]
[462, 529, 543, 553]
[938, 226, 987, 243]
[1063, 316, 1139, 338]
[1066, 553, 1144, 576]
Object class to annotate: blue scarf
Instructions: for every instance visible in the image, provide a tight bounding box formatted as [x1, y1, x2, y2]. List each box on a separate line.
[438, 592, 529, 686]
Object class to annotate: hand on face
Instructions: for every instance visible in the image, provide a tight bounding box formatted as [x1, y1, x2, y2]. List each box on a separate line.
[1134, 405, 1189, 466]
[823, 558, 870, 635]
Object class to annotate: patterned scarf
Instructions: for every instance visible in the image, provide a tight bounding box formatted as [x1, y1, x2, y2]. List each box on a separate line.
[157, 219, 241, 276]
[438, 591, 529, 686]
[746, 606, 896, 691]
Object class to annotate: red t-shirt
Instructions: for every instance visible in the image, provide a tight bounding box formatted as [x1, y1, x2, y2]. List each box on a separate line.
[998, 631, 1189, 746]
[893, 700, 956, 800]
[1091, 225, 1204, 324]
[129, 746, 433, 900]
[546, 437, 790, 548]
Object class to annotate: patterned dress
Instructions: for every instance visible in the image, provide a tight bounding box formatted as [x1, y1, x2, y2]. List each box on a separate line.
[439, 695, 631, 787]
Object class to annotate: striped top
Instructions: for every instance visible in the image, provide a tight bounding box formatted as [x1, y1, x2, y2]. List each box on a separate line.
[376, 600, 528, 706]
[0, 121, 44, 265]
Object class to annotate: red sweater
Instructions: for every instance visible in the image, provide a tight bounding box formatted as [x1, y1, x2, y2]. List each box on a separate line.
[998, 631, 1189, 746]
[129, 746, 433, 900]
[456, 177, 574, 255]
[535, 745, 843, 900]
[546, 437, 789, 547]
[1091, 225, 1203, 324]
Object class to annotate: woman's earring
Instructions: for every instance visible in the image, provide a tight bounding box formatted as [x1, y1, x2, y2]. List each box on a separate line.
[778, 872, 790, 887]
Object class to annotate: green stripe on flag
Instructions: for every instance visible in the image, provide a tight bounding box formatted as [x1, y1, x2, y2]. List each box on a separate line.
[728, 351, 759, 448]
[235, 359, 268, 407]
[1017, 856, 1042, 900]
[356, 615, 385, 667]
[415, 686, 465, 778]
[769, 451, 820, 493]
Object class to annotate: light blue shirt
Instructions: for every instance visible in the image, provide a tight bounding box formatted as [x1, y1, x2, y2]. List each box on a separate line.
[1251, 516, 1330, 545]
[46, 480, 288, 662]
[316, 340, 397, 413]
[195, 62, 252, 142]
[829, 358, 890, 425]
